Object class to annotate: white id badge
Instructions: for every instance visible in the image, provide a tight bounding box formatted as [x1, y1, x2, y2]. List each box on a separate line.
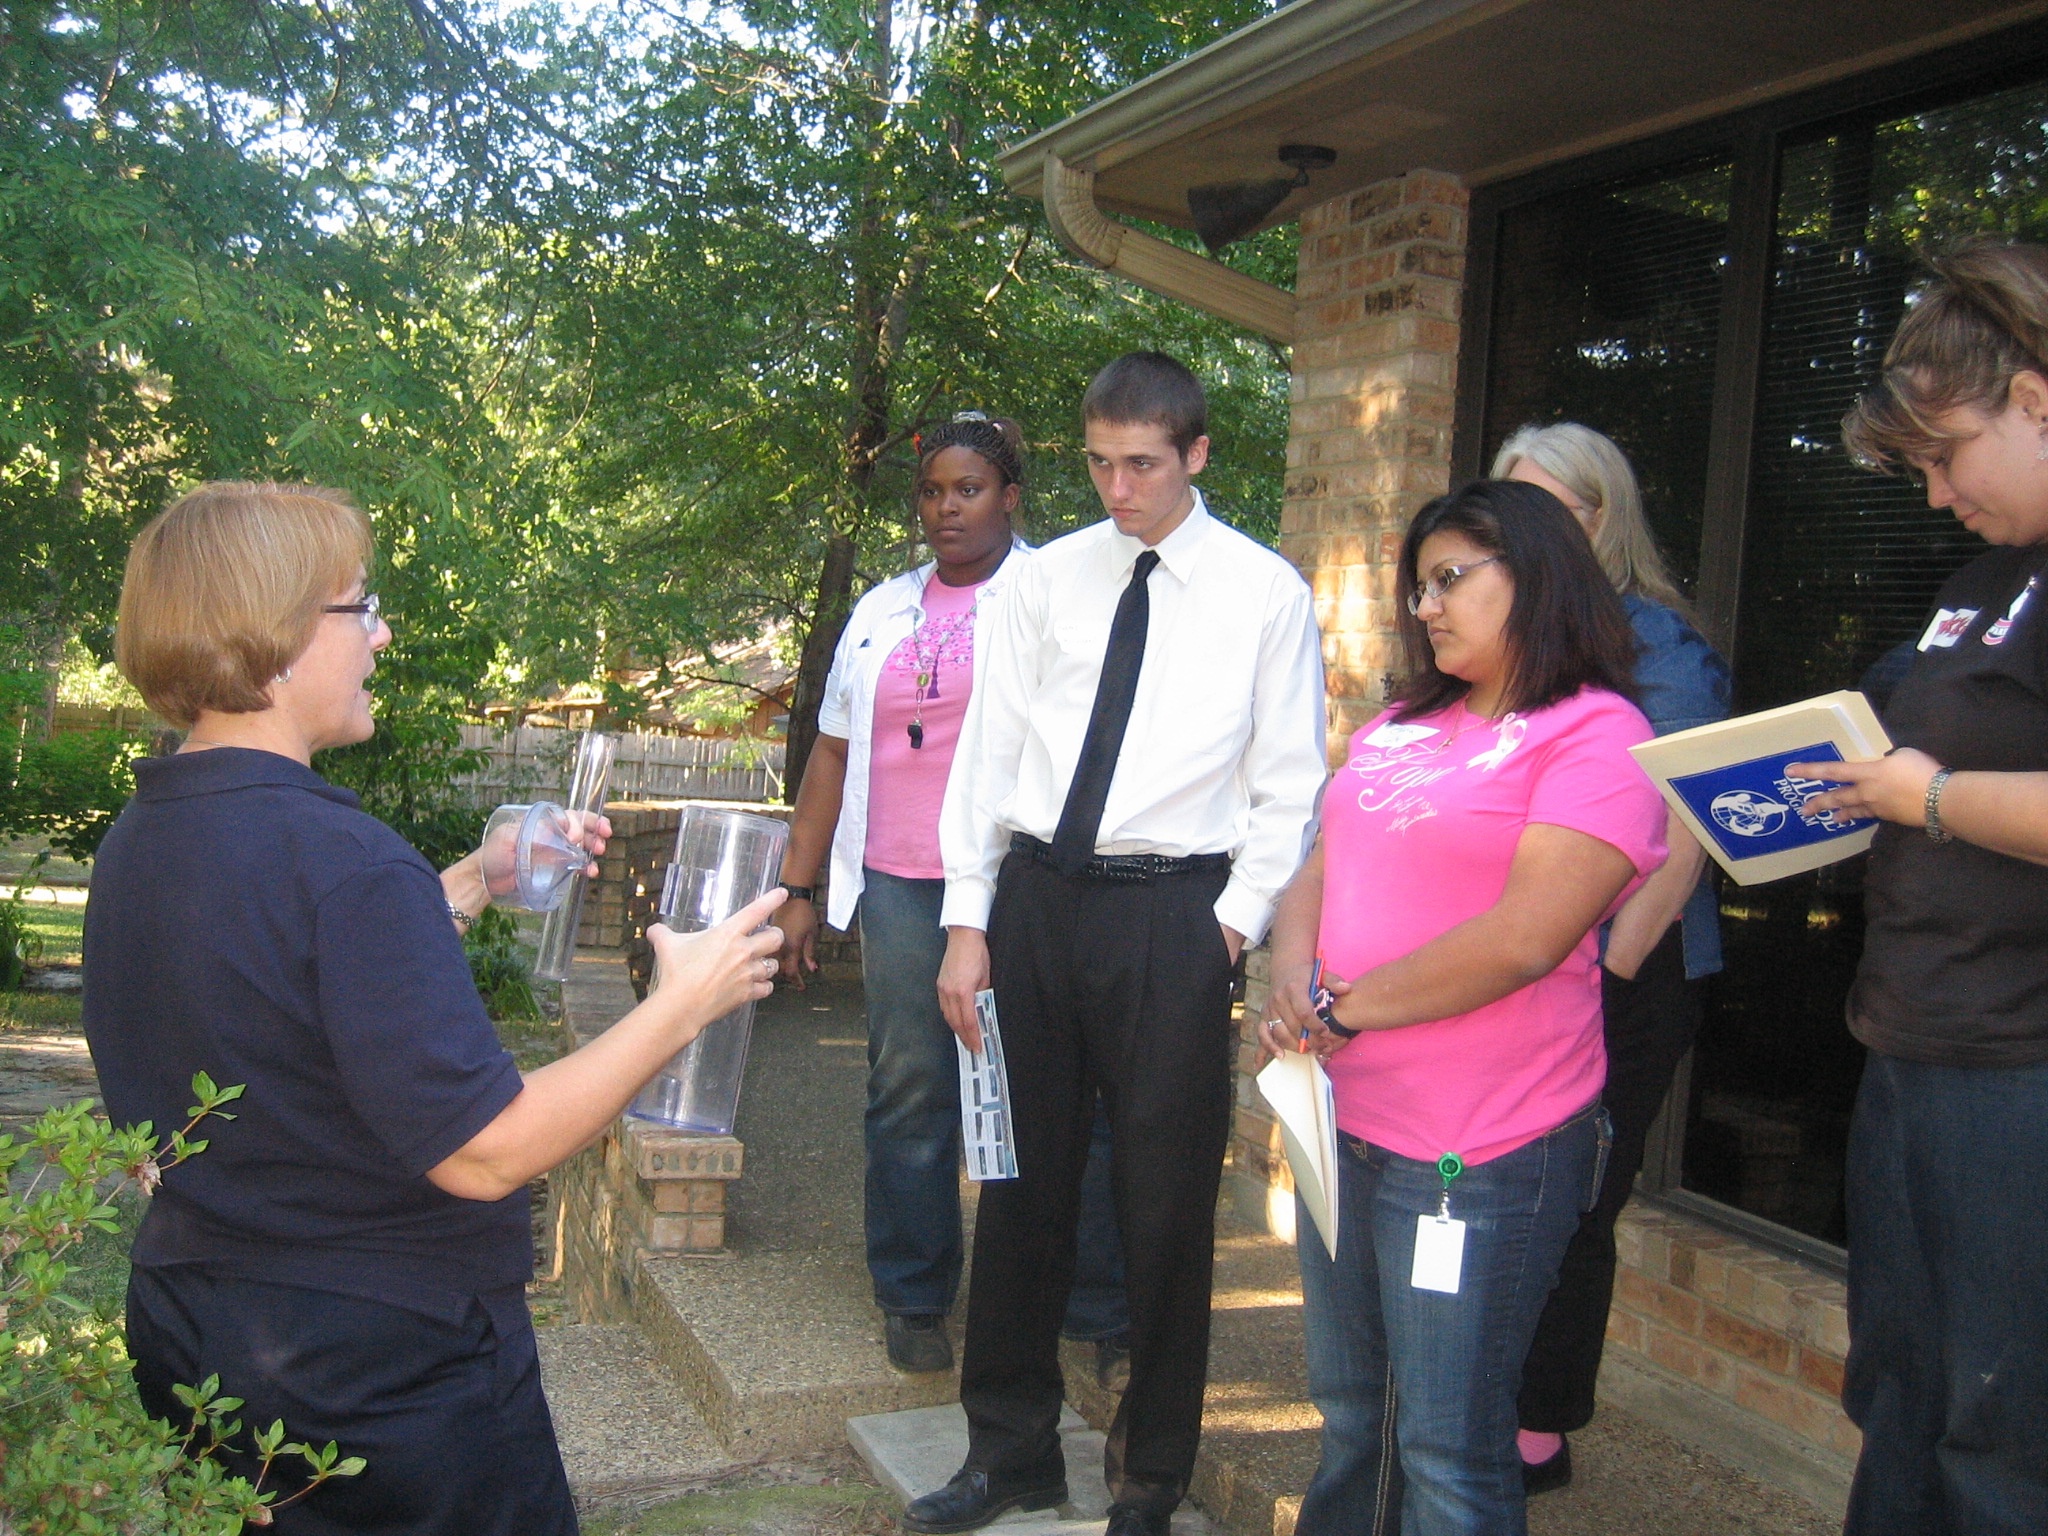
[1411, 1213, 1467, 1294]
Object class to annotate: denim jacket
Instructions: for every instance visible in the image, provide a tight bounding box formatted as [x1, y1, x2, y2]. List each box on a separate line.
[1625, 594, 1731, 979]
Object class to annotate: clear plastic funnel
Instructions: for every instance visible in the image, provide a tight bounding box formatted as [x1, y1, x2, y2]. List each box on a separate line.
[533, 731, 620, 982]
[481, 802, 585, 912]
[629, 805, 789, 1134]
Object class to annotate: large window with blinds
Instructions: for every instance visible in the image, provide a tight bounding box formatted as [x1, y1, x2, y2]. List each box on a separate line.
[1462, 49, 2048, 1257]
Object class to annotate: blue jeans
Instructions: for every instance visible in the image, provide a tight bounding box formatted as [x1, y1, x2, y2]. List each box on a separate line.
[859, 868, 1127, 1333]
[1295, 1105, 1606, 1536]
[1843, 1053, 2048, 1536]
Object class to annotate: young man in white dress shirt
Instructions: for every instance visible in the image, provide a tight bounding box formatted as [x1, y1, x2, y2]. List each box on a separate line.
[909, 353, 1327, 1536]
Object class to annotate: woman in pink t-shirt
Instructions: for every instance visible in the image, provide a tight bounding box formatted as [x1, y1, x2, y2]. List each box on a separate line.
[1261, 479, 1667, 1536]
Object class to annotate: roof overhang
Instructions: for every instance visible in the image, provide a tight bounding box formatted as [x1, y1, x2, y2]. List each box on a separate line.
[999, 0, 2048, 235]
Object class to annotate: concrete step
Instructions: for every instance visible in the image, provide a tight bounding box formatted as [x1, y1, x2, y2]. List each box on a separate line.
[626, 1243, 961, 1461]
[558, 961, 966, 1460]
[849, 1402, 1218, 1536]
[536, 1322, 731, 1501]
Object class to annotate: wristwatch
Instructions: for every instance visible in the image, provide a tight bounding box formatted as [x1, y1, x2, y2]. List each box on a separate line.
[1314, 993, 1362, 1040]
[781, 884, 817, 903]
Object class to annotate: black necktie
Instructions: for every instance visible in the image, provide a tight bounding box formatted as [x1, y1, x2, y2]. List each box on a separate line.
[1051, 550, 1161, 876]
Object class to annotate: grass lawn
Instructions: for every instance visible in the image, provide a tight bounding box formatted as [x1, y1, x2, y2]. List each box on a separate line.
[16, 896, 84, 964]
[0, 988, 83, 1031]
[3, 896, 87, 1031]
[0, 837, 92, 888]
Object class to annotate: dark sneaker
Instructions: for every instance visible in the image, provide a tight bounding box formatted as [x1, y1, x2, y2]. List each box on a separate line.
[1522, 1436, 1573, 1496]
[1104, 1506, 1172, 1536]
[901, 1469, 1067, 1534]
[885, 1313, 953, 1373]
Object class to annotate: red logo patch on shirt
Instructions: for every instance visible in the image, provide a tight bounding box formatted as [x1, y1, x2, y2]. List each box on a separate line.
[1918, 607, 1979, 650]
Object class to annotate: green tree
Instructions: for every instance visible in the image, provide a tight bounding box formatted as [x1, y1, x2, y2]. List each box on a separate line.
[455, 0, 1295, 792]
[0, 2, 541, 852]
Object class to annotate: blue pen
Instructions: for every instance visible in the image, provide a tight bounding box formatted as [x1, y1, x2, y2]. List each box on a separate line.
[1302, 957, 1325, 1052]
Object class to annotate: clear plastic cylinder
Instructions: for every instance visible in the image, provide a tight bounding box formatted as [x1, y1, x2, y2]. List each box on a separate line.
[628, 804, 789, 1134]
[531, 731, 620, 982]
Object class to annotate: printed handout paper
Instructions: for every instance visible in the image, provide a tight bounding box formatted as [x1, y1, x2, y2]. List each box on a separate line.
[1256, 1050, 1340, 1259]
[957, 989, 1019, 1181]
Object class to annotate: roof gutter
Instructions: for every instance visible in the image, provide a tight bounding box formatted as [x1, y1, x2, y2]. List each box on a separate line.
[996, 0, 1504, 198]
[1039, 152, 1297, 345]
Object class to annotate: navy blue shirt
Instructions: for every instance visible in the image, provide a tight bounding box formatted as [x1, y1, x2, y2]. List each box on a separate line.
[83, 749, 528, 1318]
[1623, 595, 1731, 979]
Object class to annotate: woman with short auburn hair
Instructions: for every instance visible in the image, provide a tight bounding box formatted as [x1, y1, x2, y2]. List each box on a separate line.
[1262, 478, 1668, 1536]
[1489, 425, 1730, 1493]
[86, 481, 785, 1533]
[1789, 237, 2048, 1535]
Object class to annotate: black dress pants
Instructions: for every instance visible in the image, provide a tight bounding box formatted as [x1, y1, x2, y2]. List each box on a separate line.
[126, 1265, 578, 1535]
[961, 850, 1236, 1515]
[1517, 923, 1702, 1432]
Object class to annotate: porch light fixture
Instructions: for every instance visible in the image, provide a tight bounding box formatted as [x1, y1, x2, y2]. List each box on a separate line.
[1187, 144, 1336, 251]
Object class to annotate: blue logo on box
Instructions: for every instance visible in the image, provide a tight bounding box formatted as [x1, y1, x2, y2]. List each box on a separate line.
[1669, 742, 1871, 863]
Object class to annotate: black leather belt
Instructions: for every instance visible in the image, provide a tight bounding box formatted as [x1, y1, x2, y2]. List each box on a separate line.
[1011, 832, 1231, 884]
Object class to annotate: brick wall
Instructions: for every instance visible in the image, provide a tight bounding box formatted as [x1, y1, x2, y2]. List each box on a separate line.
[578, 799, 860, 986]
[1227, 167, 1472, 1246]
[1602, 1203, 1858, 1511]
[1283, 170, 1467, 758]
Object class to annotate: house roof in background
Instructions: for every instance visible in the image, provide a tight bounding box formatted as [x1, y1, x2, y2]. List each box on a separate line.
[997, 0, 2048, 234]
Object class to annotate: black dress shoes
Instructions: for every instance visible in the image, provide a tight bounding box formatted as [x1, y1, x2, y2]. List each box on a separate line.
[1521, 1436, 1573, 1496]
[1104, 1505, 1173, 1536]
[899, 1470, 1068, 1534]
[884, 1313, 954, 1373]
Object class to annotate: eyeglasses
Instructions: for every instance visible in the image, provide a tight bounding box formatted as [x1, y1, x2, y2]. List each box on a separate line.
[322, 593, 381, 633]
[1406, 558, 1501, 615]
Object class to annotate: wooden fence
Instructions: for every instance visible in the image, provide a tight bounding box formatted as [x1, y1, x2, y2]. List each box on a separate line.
[453, 725, 783, 806]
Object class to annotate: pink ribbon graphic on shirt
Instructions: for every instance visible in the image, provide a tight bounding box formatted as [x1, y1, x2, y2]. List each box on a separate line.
[1465, 714, 1526, 773]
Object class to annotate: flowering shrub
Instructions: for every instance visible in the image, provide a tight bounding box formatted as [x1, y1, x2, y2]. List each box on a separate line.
[0, 1079, 362, 1531]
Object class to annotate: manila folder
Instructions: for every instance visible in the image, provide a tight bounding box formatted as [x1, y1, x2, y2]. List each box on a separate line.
[1256, 1051, 1341, 1260]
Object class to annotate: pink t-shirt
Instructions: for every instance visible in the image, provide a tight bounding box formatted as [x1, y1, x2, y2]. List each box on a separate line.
[865, 573, 984, 878]
[1318, 688, 1666, 1166]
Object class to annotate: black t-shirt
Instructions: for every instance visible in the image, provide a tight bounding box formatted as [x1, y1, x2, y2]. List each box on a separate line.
[1852, 543, 2048, 1067]
[83, 749, 528, 1318]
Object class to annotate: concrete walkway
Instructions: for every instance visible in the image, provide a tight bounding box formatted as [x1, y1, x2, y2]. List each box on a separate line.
[551, 966, 1838, 1535]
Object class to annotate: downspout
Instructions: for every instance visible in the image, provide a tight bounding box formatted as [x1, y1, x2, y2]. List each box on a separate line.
[1039, 152, 1297, 346]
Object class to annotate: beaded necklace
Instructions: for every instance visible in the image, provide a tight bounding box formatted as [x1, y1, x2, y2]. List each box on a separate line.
[905, 593, 981, 749]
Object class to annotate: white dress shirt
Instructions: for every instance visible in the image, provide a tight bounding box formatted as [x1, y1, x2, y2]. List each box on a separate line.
[815, 540, 1031, 931]
[939, 493, 1326, 943]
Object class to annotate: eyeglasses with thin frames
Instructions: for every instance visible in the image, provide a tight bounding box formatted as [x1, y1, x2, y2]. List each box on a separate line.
[1406, 557, 1501, 616]
[322, 593, 382, 633]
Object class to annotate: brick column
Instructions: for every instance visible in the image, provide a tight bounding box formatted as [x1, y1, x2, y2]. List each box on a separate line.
[1226, 171, 1467, 1240]
[1282, 170, 1467, 759]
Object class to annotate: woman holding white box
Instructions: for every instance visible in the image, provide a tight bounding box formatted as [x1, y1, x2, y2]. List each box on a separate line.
[1794, 238, 2048, 1536]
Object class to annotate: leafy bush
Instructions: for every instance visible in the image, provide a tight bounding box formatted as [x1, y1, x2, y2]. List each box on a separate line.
[464, 906, 542, 1022]
[0, 640, 147, 864]
[0, 1078, 364, 1531]
[0, 873, 45, 991]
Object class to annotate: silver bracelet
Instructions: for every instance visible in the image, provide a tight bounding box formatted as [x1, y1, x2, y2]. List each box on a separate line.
[447, 900, 477, 928]
[1924, 768, 1955, 844]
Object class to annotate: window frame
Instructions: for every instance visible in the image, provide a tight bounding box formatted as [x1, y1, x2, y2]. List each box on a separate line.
[1452, 17, 2048, 1274]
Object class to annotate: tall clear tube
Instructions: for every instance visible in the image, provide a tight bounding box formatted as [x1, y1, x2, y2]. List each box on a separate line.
[532, 731, 620, 982]
[629, 805, 788, 1134]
